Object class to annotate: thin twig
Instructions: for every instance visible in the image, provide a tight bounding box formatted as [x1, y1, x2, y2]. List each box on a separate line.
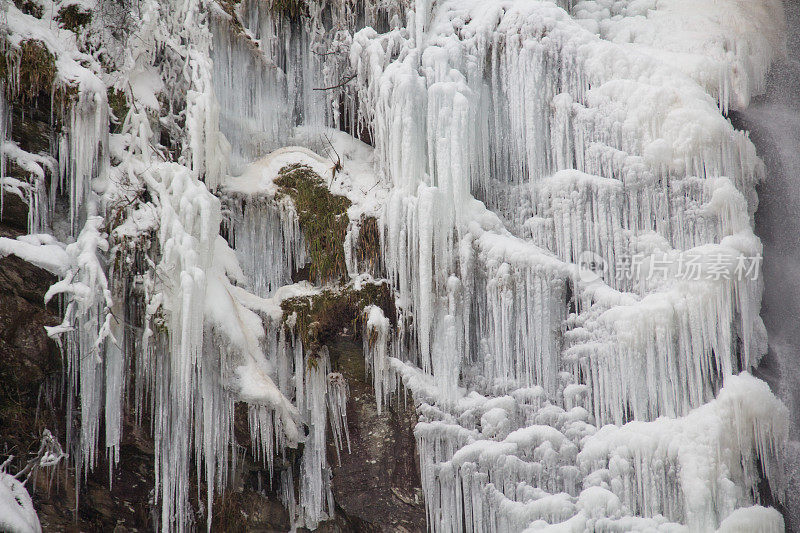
[313, 73, 356, 91]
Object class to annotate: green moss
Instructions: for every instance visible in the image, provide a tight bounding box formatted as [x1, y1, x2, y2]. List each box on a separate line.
[280, 282, 396, 363]
[275, 164, 351, 285]
[151, 307, 168, 335]
[269, 0, 308, 19]
[0, 39, 57, 104]
[107, 87, 129, 131]
[13, 0, 43, 18]
[55, 5, 92, 33]
[356, 215, 381, 273]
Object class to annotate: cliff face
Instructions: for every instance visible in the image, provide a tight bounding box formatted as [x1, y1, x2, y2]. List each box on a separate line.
[0, 198, 424, 530]
[0, 199, 61, 469]
[0, 186, 152, 530]
[0, 0, 792, 531]
[0, 275, 424, 531]
[326, 339, 424, 532]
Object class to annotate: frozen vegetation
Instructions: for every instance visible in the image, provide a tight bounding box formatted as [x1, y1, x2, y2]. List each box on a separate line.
[0, 0, 792, 531]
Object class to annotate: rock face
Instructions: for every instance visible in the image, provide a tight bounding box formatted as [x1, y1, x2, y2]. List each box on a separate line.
[0, 106, 423, 533]
[0, 213, 61, 467]
[0, 206, 155, 530]
[327, 338, 425, 533]
[209, 338, 426, 533]
[0, 211, 425, 530]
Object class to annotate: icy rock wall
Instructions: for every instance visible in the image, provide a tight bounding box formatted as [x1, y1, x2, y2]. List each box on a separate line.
[1, 0, 307, 531]
[349, 0, 771, 411]
[0, 4, 109, 239]
[209, 0, 410, 173]
[0, 0, 791, 531]
[212, 0, 788, 529]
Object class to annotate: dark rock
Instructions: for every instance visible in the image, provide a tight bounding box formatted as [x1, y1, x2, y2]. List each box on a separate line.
[0, 192, 30, 233]
[0, 212, 159, 531]
[0, 232, 61, 463]
[327, 338, 426, 533]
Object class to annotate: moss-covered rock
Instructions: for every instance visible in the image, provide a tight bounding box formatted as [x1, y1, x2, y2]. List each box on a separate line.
[13, 0, 43, 18]
[280, 281, 396, 361]
[0, 39, 57, 103]
[269, 0, 308, 19]
[275, 163, 351, 285]
[55, 4, 93, 33]
[356, 215, 382, 275]
[107, 87, 129, 130]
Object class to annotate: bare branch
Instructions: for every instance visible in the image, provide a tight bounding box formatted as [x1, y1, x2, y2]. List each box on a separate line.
[313, 73, 357, 91]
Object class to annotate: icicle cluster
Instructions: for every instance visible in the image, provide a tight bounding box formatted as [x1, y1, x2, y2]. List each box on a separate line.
[345, 0, 787, 530]
[0, 0, 791, 530]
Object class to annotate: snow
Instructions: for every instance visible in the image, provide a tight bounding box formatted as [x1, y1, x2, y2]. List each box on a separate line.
[579, 372, 786, 530]
[572, 0, 785, 112]
[0, 472, 41, 533]
[128, 67, 163, 111]
[227, 128, 387, 216]
[2, 0, 789, 530]
[0, 234, 68, 275]
[715, 506, 785, 533]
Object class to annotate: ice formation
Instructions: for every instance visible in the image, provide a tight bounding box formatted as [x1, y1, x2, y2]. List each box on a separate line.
[0, 0, 792, 530]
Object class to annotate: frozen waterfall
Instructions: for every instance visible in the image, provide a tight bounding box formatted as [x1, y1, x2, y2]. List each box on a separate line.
[0, 0, 794, 531]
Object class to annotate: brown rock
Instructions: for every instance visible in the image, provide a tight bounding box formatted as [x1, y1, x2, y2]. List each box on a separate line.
[327, 338, 426, 533]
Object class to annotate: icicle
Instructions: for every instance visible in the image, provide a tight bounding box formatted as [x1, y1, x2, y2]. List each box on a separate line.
[327, 372, 351, 463]
[60, 88, 110, 236]
[224, 194, 307, 297]
[44, 217, 114, 472]
[299, 349, 334, 529]
[363, 305, 391, 413]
